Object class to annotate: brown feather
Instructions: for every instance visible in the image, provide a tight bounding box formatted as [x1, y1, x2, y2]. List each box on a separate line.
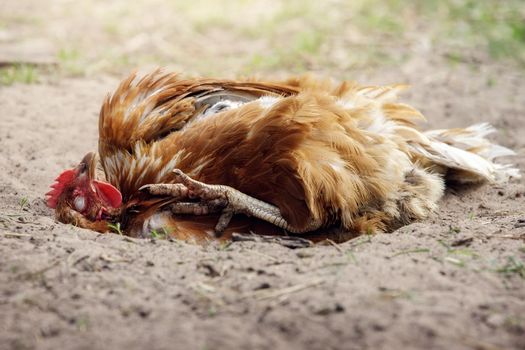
[49, 70, 515, 240]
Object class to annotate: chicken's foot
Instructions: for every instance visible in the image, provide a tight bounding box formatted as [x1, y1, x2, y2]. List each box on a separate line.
[140, 169, 322, 236]
[171, 169, 322, 236]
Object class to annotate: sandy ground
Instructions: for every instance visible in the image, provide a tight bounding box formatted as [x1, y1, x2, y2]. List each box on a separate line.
[1, 60, 524, 350]
[1, 1, 525, 349]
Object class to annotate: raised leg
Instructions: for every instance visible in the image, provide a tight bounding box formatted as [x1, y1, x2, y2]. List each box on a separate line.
[140, 169, 322, 235]
[171, 169, 322, 236]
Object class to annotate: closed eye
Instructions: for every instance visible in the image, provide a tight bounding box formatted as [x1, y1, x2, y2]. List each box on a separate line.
[74, 196, 86, 212]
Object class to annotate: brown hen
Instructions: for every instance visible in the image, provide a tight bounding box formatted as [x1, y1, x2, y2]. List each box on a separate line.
[46, 70, 520, 243]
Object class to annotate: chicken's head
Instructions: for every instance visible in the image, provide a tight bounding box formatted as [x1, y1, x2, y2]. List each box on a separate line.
[46, 152, 122, 231]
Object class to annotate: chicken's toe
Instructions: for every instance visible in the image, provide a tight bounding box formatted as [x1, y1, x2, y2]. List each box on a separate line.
[139, 183, 190, 199]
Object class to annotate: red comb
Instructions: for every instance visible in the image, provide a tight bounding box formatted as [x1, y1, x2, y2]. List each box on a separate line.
[45, 169, 76, 209]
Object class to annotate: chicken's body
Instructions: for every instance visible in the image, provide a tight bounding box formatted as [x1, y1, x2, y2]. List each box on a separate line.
[48, 71, 520, 243]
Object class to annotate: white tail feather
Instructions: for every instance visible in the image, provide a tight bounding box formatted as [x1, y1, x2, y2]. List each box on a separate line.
[410, 123, 520, 183]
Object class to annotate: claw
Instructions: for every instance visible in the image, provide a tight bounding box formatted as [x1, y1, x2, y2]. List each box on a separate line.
[173, 169, 194, 188]
[139, 184, 151, 192]
[214, 208, 234, 237]
[172, 169, 226, 200]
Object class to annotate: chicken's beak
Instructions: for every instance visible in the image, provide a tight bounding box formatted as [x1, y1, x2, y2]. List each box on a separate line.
[78, 152, 97, 180]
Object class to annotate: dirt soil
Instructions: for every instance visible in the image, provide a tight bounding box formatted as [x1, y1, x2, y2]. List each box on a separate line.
[1, 2, 525, 349]
[0, 62, 523, 350]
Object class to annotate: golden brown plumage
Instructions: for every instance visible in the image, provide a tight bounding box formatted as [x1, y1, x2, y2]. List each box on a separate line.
[47, 70, 520, 243]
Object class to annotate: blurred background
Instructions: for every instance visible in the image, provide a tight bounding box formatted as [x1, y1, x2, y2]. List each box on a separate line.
[0, 0, 524, 83]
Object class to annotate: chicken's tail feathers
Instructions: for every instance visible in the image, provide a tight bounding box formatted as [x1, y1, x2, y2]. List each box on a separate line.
[409, 123, 520, 183]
